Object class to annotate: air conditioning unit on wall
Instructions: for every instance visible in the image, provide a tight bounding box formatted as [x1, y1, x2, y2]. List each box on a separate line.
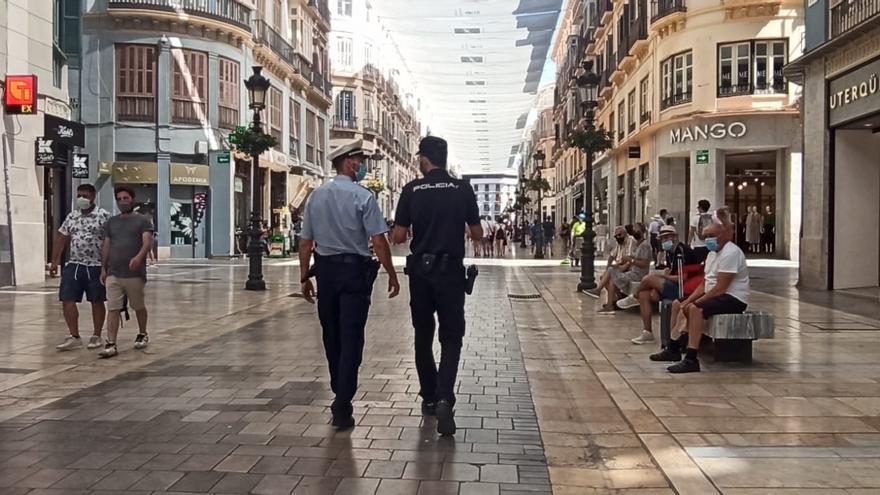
[194, 141, 209, 155]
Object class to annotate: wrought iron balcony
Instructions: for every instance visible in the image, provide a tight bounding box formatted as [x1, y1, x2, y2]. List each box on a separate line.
[252, 19, 296, 68]
[308, 0, 331, 25]
[651, 0, 687, 24]
[640, 111, 651, 125]
[718, 81, 788, 97]
[332, 117, 358, 130]
[660, 91, 692, 110]
[830, 0, 880, 39]
[109, 0, 252, 31]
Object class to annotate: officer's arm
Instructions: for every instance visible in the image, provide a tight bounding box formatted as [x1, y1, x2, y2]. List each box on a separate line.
[468, 224, 483, 241]
[298, 239, 314, 282]
[391, 225, 409, 244]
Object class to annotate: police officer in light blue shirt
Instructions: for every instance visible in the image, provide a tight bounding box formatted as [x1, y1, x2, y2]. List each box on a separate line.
[299, 139, 399, 430]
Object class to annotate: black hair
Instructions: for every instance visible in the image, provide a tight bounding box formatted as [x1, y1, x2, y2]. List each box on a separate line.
[77, 184, 96, 195]
[114, 186, 136, 199]
[659, 208, 668, 216]
[698, 199, 710, 212]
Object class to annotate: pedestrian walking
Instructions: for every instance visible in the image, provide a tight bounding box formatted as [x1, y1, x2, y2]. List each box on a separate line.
[99, 187, 154, 358]
[542, 217, 555, 257]
[299, 139, 399, 430]
[50, 184, 111, 351]
[392, 136, 482, 436]
[570, 214, 586, 265]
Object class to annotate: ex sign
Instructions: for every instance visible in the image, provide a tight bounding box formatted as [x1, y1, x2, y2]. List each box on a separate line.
[5, 75, 37, 114]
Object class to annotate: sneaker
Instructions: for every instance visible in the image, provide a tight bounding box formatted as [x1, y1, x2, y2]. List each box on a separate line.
[86, 335, 104, 350]
[56, 336, 83, 351]
[98, 343, 118, 359]
[631, 330, 655, 345]
[436, 399, 456, 437]
[583, 288, 601, 299]
[650, 347, 682, 362]
[667, 358, 700, 374]
[616, 295, 640, 310]
[134, 334, 149, 350]
[421, 401, 437, 416]
[597, 304, 617, 315]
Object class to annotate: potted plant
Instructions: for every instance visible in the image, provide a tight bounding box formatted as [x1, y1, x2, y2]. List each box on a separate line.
[228, 125, 279, 157]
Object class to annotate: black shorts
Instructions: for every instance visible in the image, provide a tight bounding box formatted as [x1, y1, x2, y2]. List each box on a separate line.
[695, 294, 747, 318]
[692, 246, 710, 263]
[59, 264, 106, 303]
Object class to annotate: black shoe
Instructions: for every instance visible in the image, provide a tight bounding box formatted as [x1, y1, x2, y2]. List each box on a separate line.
[330, 400, 354, 430]
[667, 358, 701, 374]
[650, 348, 682, 362]
[421, 401, 437, 416]
[436, 399, 456, 436]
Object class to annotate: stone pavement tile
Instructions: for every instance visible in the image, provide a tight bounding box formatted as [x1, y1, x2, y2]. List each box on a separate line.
[402, 461, 443, 480]
[440, 462, 480, 482]
[364, 460, 406, 478]
[103, 452, 157, 470]
[168, 470, 225, 492]
[1, 451, 50, 468]
[324, 458, 369, 477]
[141, 453, 191, 471]
[50, 469, 109, 489]
[460, 482, 500, 495]
[376, 478, 421, 495]
[250, 455, 297, 474]
[214, 454, 262, 473]
[289, 458, 334, 476]
[212, 472, 265, 493]
[180, 442, 238, 455]
[252, 473, 303, 495]
[291, 475, 340, 494]
[233, 444, 289, 457]
[89, 469, 148, 490]
[417, 480, 460, 495]
[127, 470, 185, 491]
[176, 453, 226, 471]
[333, 476, 381, 494]
[480, 465, 518, 483]
[10, 468, 72, 488]
[336, 448, 393, 460]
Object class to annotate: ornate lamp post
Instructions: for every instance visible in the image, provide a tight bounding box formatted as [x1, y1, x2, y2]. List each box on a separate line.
[533, 149, 546, 259]
[576, 63, 601, 292]
[244, 66, 271, 291]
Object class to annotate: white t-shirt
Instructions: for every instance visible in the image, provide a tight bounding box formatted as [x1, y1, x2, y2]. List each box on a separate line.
[704, 241, 750, 304]
[690, 213, 707, 248]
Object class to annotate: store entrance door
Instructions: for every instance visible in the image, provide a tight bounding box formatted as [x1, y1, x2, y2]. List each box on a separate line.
[723, 151, 778, 256]
[44, 167, 69, 266]
[169, 186, 208, 258]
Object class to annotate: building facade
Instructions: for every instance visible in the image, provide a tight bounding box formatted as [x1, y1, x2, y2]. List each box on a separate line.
[329, 0, 422, 219]
[463, 174, 518, 220]
[74, 0, 331, 261]
[553, 0, 804, 261]
[523, 85, 557, 224]
[786, 0, 880, 290]
[0, 0, 77, 286]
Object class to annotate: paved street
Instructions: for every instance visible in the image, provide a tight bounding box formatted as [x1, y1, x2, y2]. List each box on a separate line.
[2, 252, 880, 494]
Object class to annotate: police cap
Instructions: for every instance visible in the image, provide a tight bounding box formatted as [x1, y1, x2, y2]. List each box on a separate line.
[329, 139, 371, 168]
[416, 136, 448, 167]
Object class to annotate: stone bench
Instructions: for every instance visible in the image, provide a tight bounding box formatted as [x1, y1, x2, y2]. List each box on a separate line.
[706, 311, 775, 362]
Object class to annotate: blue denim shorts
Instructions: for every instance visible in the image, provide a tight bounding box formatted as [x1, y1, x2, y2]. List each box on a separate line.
[59, 264, 106, 303]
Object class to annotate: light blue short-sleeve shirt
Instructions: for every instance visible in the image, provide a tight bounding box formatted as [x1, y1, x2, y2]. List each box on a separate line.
[301, 175, 389, 256]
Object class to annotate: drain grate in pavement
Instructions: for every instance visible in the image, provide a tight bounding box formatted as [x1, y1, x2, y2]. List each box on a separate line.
[508, 293, 542, 300]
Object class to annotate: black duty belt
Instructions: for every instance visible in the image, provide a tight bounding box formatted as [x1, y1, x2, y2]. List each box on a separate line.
[315, 253, 371, 264]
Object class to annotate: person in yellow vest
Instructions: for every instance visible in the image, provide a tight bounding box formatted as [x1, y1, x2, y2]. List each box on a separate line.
[570, 214, 586, 266]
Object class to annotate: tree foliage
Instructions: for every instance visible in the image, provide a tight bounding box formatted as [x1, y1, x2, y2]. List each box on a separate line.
[569, 127, 613, 154]
[228, 125, 279, 157]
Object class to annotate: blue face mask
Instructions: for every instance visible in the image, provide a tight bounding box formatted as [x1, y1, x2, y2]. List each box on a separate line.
[355, 163, 368, 182]
[705, 237, 719, 252]
[662, 240, 674, 252]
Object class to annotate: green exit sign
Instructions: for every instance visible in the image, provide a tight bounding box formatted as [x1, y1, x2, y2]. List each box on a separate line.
[696, 150, 709, 165]
[217, 152, 230, 164]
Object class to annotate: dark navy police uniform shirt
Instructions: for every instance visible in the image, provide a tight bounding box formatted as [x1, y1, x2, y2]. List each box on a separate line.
[394, 169, 481, 259]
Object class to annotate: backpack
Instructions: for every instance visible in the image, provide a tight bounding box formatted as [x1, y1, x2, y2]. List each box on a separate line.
[695, 213, 713, 240]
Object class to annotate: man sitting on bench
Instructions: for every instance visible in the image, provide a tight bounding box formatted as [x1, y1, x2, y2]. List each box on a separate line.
[665, 219, 749, 373]
[617, 225, 702, 345]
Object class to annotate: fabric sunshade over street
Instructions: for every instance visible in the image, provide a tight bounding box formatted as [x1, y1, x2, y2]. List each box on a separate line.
[374, 0, 563, 174]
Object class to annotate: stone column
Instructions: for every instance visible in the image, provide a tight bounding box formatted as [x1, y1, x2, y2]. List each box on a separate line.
[156, 40, 172, 254]
[207, 53, 220, 130]
[688, 147, 725, 221]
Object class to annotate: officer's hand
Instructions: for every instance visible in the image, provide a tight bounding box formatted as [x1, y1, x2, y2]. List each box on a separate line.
[49, 263, 59, 278]
[302, 279, 316, 304]
[388, 276, 400, 299]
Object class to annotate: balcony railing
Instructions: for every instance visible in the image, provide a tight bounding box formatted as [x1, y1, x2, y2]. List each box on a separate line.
[596, 0, 614, 25]
[308, 0, 331, 25]
[660, 91, 692, 110]
[628, 122, 636, 133]
[362, 64, 380, 82]
[108, 0, 252, 31]
[718, 81, 787, 97]
[253, 19, 296, 68]
[171, 98, 206, 125]
[640, 111, 651, 125]
[117, 95, 155, 122]
[626, 5, 649, 52]
[363, 119, 379, 133]
[830, 0, 880, 38]
[651, 0, 687, 24]
[296, 53, 313, 83]
[332, 117, 358, 130]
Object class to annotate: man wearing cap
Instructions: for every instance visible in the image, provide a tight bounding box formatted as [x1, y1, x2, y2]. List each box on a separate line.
[299, 139, 400, 430]
[392, 136, 482, 436]
[616, 225, 701, 344]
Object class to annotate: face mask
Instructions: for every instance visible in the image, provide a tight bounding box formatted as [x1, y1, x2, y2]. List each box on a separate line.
[705, 237, 719, 252]
[662, 240, 674, 251]
[355, 163, 368, 182]
[117, 201, 134, 214]
[75, 197, 92, 211]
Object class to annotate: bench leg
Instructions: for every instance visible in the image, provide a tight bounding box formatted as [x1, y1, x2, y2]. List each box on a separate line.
[713, 339, 753, 363]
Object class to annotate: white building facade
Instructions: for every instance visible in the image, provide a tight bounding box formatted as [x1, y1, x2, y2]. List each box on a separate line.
[463, 174, 519, 220]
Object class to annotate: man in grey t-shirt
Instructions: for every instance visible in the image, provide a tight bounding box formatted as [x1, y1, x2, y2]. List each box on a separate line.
[98, 186, 154, 358]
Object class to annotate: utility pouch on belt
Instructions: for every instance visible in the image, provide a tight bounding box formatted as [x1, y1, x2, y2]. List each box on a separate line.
[418, 253, 437, 276]
[465, 265, 479, 295]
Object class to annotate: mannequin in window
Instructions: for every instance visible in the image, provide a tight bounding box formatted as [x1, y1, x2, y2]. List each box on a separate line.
[746, 206, 762, 253]
[762, 205, 776, 254]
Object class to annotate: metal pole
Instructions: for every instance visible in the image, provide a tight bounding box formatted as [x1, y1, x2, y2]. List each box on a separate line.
[578, 115, 597, 292]
[534, 166, 544, 259]
[245, 109, 266, 291]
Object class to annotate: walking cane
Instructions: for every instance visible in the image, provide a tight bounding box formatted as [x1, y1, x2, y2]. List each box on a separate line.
[677, 251, 685, 301]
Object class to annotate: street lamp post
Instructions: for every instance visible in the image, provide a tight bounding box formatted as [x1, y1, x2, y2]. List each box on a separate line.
[576, 64, 601, 292]
[244, 66, 271, 291]
[533, 149, 546, 259]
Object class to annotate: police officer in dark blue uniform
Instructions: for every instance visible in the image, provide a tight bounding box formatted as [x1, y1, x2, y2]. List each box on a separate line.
[299, 139, 400, 430]
[392, 136, 482, 436]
